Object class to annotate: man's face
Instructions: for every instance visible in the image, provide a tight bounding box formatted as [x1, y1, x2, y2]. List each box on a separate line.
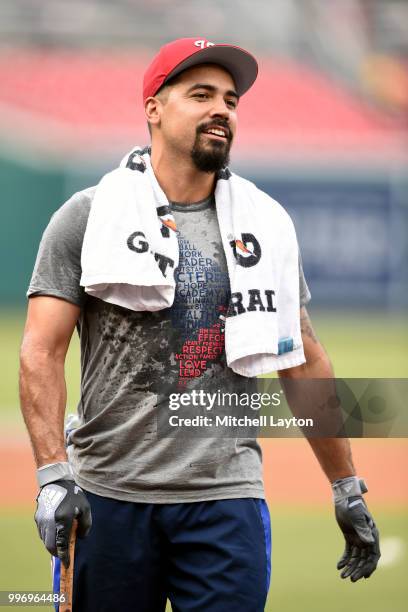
[152, 64, 238, 172]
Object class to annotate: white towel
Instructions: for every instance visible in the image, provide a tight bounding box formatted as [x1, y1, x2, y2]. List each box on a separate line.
[81, 147, 179, 311]
[215, 172, 305, 376]
[81, 147, 305, 376]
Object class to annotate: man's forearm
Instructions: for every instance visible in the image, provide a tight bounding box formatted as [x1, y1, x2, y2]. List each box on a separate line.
[19, 342, 67, 468]
[279, 341, 355, 483]
[306, 437, 355, 483]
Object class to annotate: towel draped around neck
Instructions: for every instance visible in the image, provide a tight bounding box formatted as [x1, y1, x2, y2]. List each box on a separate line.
[80, 147, 305, 376]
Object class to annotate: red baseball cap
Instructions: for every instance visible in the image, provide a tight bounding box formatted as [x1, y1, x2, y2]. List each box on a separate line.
[143, 37, 258, 103]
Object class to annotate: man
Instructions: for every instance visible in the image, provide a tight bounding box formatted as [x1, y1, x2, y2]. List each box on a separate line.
[20, 38, 380, 611]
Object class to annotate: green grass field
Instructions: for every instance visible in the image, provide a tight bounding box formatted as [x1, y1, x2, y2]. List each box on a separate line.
[1, 309, 407, 611]
[0, 508, 406, 611]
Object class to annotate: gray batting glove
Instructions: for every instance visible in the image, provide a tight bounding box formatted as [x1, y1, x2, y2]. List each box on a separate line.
[333, 476, 380, 582]
[35, 462, 92, 568]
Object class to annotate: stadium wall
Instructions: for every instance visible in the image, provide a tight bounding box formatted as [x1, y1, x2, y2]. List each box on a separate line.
[1, 153, 406, 309]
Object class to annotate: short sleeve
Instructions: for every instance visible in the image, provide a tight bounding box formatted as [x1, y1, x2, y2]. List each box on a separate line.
[298, 251, 311, 306]
[27, 188, 95, 306]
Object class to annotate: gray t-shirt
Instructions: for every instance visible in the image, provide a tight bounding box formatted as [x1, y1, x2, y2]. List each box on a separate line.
[28, 186, 310, 503]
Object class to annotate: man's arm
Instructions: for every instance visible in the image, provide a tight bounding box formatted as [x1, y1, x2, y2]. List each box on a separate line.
[279, 306, 355, 482]
[278, 306, 380, 581]
[19, 295, 91, 567]
[19, 295, 80, 467]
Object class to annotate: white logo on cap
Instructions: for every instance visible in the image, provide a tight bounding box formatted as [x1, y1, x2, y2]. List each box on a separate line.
[194, 40, 215, 49]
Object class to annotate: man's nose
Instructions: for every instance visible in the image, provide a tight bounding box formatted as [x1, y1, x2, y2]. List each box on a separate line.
[208, 97, 231, 119]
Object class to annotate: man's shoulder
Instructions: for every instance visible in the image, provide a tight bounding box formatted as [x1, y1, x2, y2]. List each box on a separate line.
[40, 185, 98, 249]
[63, 185, 97, 214]
[51, 185, 97, 229]
[77, 185, 98, 200]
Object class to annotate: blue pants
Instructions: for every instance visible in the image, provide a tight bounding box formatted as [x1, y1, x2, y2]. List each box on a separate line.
[53, 492, 271, 612]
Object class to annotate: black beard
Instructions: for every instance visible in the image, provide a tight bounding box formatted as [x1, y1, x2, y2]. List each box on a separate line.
[190, 126, 232, 173]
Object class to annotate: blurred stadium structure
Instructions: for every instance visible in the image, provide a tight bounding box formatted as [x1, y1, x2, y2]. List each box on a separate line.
[1, 6, 407, 609]
[0, 0, 407, 308]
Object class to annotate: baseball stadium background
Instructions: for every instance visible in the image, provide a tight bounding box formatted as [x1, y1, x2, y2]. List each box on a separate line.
[0, 1, 407, 610]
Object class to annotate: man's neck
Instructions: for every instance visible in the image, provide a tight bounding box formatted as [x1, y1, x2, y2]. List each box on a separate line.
[150, 145, 215, 204]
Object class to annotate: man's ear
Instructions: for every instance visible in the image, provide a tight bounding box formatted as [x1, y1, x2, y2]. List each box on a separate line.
[145, 96, 162, 129]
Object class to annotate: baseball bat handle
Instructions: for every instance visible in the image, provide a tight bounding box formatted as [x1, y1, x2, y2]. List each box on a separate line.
[59, 519, 78, 612]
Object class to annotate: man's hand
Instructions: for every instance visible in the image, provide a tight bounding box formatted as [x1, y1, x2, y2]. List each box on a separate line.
[35, 479, 92, 568]
[333, 477, 380, 582]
